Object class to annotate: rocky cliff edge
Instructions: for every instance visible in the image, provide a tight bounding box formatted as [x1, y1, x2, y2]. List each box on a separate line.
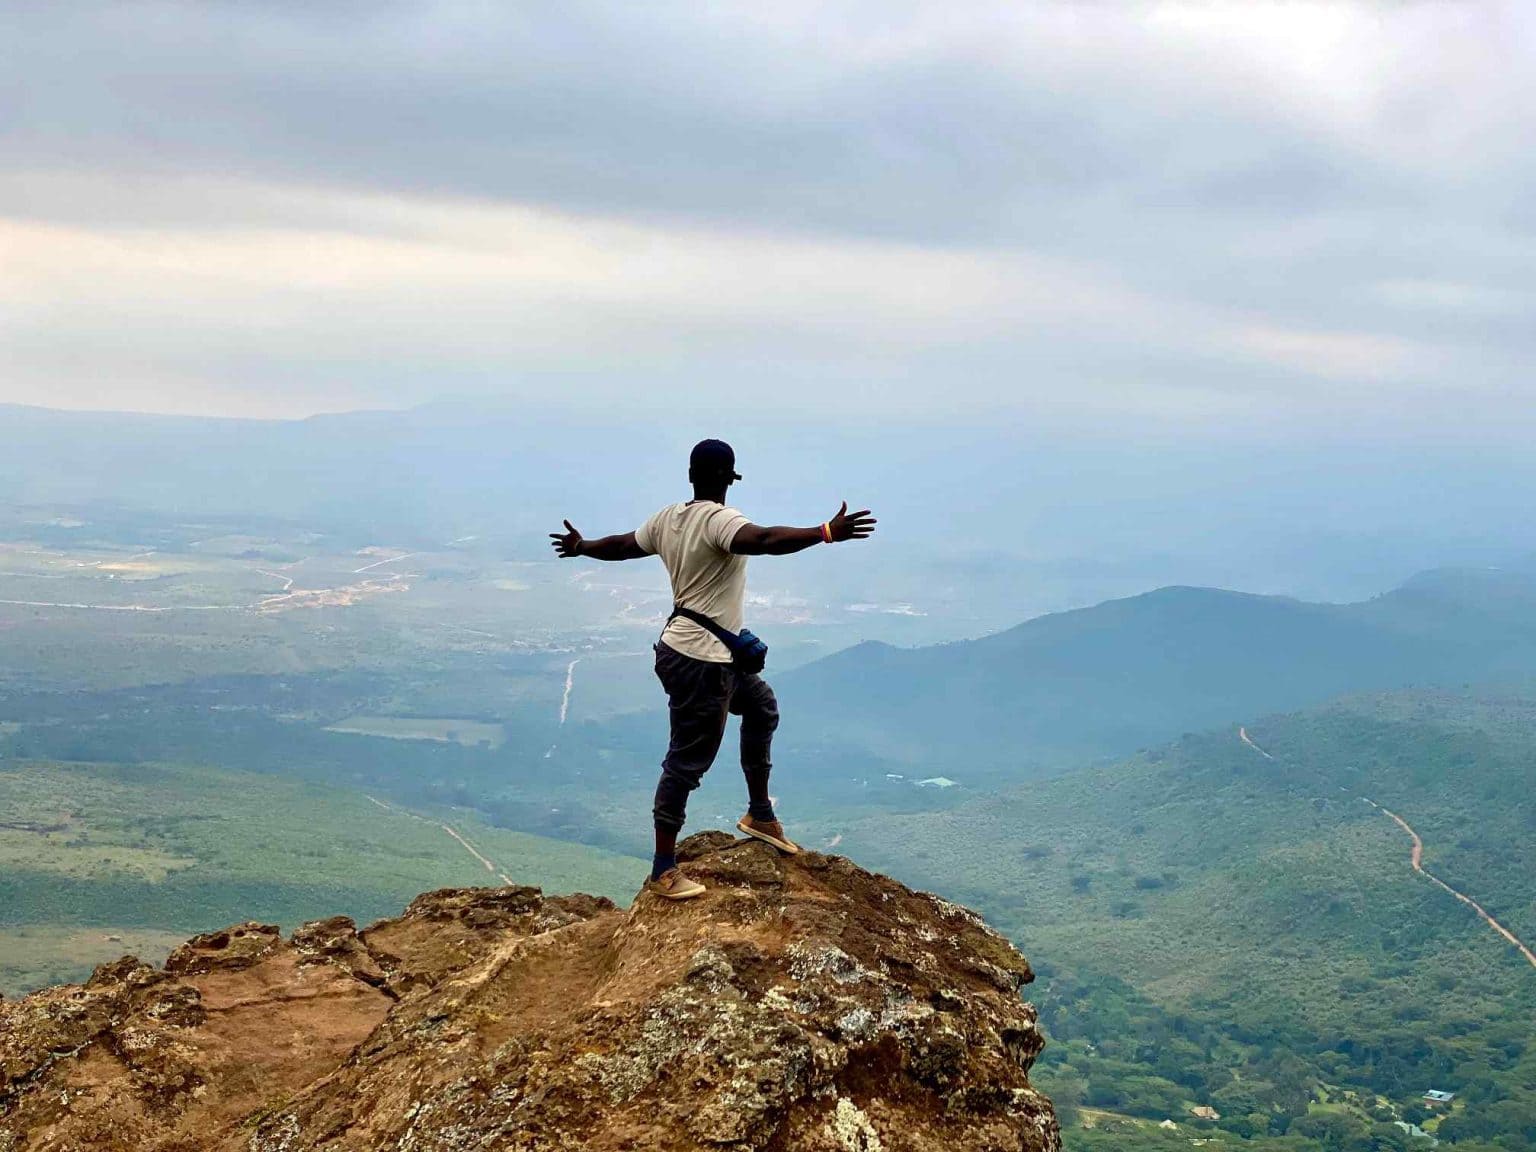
[0, 831, 1058, 1152]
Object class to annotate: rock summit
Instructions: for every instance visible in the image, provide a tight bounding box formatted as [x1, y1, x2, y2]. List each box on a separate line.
[1, 832, 1058, 1151]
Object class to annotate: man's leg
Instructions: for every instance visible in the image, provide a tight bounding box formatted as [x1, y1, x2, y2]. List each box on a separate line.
[651, 645, 731, 879]
[729, 672, 780, 822]
[730, 672, 798, 852]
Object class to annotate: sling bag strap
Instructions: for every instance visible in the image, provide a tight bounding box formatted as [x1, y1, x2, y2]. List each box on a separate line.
[667, 604, 742, 647]
[667, 603, 768, 675]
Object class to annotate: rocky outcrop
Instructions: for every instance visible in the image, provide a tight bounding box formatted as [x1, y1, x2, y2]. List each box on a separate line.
[0, 833, 1058, 1151]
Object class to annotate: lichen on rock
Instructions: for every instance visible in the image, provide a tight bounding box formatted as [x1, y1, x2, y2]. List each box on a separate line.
[0, 833, 1058, 1151]
[829, 1097, 885, 1151]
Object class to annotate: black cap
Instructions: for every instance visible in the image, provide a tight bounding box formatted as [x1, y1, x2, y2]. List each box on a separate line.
[689, 438, 742, 482]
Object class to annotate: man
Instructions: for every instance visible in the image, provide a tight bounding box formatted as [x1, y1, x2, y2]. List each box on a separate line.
[550, 439, 876, 900]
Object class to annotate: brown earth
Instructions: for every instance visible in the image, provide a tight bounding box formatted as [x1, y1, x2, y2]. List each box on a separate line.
[0, 833, 1058, 1151]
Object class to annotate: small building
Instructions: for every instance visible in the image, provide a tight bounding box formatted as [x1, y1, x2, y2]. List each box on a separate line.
[1190, 1105, 1221, 1121]
[1159, 1120, 1179, 1130]
[1423, 1090, 1456, 1107]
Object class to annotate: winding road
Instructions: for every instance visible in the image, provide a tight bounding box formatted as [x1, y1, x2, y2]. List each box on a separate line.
[1237, 729, 1536, 970]
[1238, 727, 1274, 759]
[1361, 798, 1536, 971]
[256, 570, 295, 593]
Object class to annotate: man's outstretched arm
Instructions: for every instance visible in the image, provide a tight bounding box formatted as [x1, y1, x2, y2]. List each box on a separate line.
[549, 520, 648, 561]
[730, 502, 877, 556]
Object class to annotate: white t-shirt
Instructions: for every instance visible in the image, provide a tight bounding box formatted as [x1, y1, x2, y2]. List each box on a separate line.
[635, 501, 751, 663]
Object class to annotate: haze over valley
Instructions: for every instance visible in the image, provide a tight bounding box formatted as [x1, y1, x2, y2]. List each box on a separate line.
[3, 413, 1536, 1148]
[6, 2, 1536, 1147]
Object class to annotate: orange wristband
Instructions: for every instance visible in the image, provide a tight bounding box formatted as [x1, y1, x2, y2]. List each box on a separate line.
[821, 522, 834, 544]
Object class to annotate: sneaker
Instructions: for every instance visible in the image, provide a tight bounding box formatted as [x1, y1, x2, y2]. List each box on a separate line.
[646, 867, 706, 901]
[736, 814, 801, 855]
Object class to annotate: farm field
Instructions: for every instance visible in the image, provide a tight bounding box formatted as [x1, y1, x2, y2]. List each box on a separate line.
[0, 758, 645, 995]
[325, 715, 507, 747]
[0, 513, 937, 700]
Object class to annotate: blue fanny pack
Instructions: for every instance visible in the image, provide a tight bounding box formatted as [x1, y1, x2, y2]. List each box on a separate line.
[668, 605, 768, 675]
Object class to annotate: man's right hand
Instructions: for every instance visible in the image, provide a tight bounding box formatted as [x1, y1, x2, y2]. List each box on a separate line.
[828, 502, 877, 543]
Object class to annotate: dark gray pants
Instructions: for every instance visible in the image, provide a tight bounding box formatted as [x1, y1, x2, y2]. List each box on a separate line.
[652, 641, 779, 833]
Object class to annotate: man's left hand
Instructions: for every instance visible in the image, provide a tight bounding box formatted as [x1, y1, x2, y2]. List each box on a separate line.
[549, 520, 584, 558]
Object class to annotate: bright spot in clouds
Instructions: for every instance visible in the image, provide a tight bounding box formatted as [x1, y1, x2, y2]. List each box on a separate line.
[0, 2, 1532, 435]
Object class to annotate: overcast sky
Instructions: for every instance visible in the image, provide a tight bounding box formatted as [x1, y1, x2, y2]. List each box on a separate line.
[1, 2, 1532, 437]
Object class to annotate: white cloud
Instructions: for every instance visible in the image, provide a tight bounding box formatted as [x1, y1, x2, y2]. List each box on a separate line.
[0, 2, 1532, 433]
[1374, 278, 1532, 317]
[1230, 322, 1434, 383]
[0, 175, 1151, 406]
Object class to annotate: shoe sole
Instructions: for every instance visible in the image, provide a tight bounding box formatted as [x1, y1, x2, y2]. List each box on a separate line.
[737, 820, 801, 855]
[647, 883, 706, 901]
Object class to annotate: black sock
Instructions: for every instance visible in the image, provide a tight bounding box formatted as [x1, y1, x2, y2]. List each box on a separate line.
[651, 852, 677, 881]
[745, 768, 774, 822]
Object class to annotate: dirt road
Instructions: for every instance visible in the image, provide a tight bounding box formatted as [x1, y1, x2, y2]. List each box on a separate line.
[1238, 727, 1274, 759]
[365, 796, 514, 886]
[353, 552, 420, 574]
[558, 659, 580, 725]
[1239, 729, 1536, 971]
[1363, 798, 1536, 971]
[256, 570, 295, 593]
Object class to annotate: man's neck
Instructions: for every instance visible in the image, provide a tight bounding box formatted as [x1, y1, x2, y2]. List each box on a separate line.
[689, 487, 728, 505]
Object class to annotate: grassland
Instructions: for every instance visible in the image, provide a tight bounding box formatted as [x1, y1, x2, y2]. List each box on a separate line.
[0, 759, 645, 996]
[0, 924, 190, 995]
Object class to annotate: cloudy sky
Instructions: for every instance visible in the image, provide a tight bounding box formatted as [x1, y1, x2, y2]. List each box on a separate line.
[1, 1, 1532, 436]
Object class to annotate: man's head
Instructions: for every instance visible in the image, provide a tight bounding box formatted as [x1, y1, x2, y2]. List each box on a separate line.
[688, 439, 742, 492]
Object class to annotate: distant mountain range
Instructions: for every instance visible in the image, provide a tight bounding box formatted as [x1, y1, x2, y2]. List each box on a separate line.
[774, 566, 1536, 777]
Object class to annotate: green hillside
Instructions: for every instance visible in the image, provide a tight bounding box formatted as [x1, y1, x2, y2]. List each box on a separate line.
[0, 759, 645, 995]
[774, 569, 1536, 779]
[815, 691, 1536, 1150]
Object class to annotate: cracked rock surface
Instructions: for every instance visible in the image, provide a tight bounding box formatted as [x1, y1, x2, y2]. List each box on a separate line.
[0, 833, 1058, 1151]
